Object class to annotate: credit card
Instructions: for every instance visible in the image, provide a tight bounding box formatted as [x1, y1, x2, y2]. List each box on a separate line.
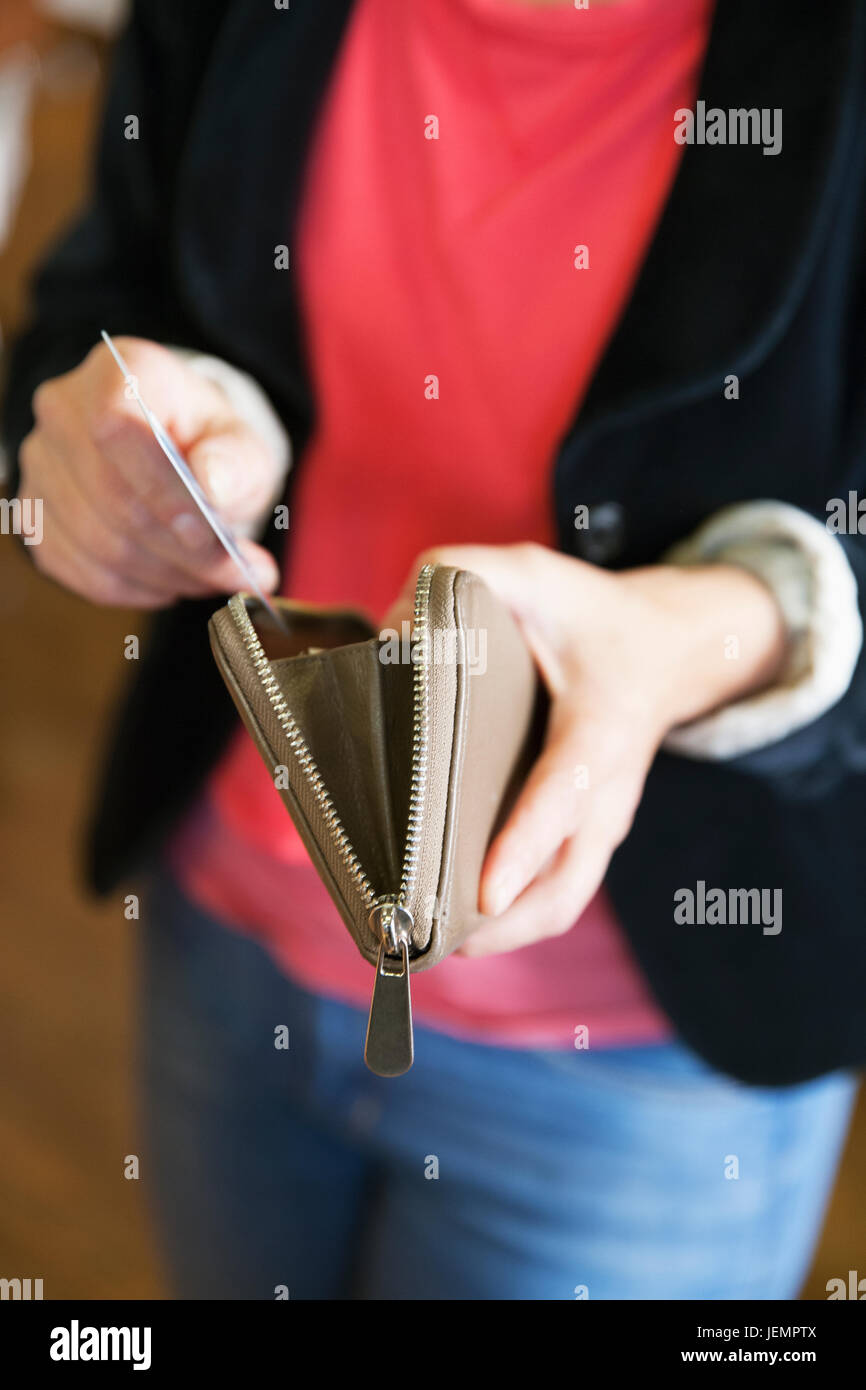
[100, 330, 287, 632]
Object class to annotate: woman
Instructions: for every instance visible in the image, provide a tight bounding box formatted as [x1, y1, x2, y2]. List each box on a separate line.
[4, 0, 866, 1299]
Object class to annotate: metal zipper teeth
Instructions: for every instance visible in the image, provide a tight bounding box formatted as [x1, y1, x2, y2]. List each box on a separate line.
[398, 563, 433, 912]
[227, 592, 378, 912]
[227, 563, 434, 928]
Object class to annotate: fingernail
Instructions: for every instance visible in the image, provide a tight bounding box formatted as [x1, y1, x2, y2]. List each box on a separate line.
[170, 511, 213, 551]
[205, 457, 242, 510]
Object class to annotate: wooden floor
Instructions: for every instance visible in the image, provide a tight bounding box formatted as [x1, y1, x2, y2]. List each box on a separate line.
[0, 26, 862, 1302]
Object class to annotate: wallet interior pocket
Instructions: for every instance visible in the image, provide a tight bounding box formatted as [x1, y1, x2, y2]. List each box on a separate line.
[268, 642, 414, 899]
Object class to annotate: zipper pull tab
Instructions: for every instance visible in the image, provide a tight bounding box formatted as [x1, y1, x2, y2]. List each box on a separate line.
[365, 900, 414, 1077]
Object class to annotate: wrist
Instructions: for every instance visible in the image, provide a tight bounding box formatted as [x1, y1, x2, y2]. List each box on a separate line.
[621, 563, 789, 734]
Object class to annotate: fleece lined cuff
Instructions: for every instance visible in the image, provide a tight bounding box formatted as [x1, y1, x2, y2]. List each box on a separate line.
[662, 500, 862, 760]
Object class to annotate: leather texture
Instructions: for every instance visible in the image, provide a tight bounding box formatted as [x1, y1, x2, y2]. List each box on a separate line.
[209, 567, 539, 970]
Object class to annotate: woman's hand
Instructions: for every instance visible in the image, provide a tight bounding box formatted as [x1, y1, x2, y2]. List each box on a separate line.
[17, 338, 282, 608]
[386, 543, 787, 958]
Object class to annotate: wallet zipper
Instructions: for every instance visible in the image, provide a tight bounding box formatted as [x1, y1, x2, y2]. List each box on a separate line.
[227, 563, 435, 1076]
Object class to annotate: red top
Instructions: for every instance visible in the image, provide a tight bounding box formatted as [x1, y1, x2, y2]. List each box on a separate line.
[171, 0, 713, 1046]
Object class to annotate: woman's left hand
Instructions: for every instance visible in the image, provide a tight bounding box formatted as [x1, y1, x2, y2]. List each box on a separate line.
[384, 543, 787, 958]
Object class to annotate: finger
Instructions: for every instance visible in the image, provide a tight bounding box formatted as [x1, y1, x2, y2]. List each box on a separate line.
[210, 535, 281, 594]
[35, 417, 281, 594]
[25, 441, 223, 599]
[379, 545, 480, 630]
[32, 497, 178, 609]
[35, 357, 227, 552]
[187, 420, 284, 531]
[93, 416, 282, 589]
[461, 831, 612, 958]
[33, 468, 279, 604]
[31, 345, 281, 584]
[92, 359, 284, 538]
[392, 543, 544, 619]
[29, 399, 219, 563]
[92, 411, 228, 553]
[388, 541, 569, 695]
[480, 708, 584, 916]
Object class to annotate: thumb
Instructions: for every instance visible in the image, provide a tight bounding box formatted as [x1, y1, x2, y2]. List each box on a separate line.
[188, 420, 286, 533]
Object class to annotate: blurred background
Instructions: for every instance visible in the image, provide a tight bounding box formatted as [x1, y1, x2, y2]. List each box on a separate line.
[0, 0, 164, 1299]
[0, 0, 862, 1300]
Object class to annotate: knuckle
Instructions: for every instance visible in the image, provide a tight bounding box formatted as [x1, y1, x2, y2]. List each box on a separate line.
[82, 341, 109, 373]
[107, 335, 155, 362]
[31, 379, 62, 427]
[102, 475, 138, 520]
[103, 528, 137, 569]
[17, 431, 39, 476]
[29, 539, 51, 576]
[416, 546, 444, 569]
[88, 400, 130, 447]
[87, 569, 127, 606]
[611, 802, 637, 848]
[516, 540, 545, 566]
[32, 547, 72, 596]
[90, 336, 132, 374]
[549, 906, 577, 938]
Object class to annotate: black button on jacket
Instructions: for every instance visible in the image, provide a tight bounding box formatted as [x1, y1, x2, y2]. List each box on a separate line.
[3, 0, 866, 1085]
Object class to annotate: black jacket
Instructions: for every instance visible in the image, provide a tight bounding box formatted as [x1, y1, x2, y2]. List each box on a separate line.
[4, 0, 866, 1085]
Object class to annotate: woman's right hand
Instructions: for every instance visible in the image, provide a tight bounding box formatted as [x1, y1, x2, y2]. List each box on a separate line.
[16, 337, 282, 608]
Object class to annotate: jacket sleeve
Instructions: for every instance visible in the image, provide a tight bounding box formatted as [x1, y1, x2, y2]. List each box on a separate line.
[0, 0, 231, 493]
[706, 195, 866, 797]
[664, 240, 866, 797]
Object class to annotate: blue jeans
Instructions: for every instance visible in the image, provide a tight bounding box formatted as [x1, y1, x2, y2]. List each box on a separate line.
[139, 865, 857, 1300]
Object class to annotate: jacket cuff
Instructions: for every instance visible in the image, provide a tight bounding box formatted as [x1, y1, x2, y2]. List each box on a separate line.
[661, 501, 862, 760]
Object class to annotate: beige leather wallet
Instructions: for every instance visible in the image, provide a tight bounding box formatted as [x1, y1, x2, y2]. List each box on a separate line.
[209, 564, 539, 1076]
